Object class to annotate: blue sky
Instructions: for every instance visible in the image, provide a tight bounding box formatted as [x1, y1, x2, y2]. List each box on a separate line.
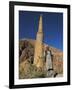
[19, 11, 63, 51]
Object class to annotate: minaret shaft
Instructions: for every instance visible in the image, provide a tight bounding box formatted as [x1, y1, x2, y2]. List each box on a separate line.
[38, 15, 43, 33]
[34, 15, 44, 68]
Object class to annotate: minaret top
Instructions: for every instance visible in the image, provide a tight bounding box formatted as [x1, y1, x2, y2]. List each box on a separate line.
[38, 14, 43, 33]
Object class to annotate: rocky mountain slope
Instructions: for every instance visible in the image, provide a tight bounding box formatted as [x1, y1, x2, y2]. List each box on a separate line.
[19, 39, 63, 79]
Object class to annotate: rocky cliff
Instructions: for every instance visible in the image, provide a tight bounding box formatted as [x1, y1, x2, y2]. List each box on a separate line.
[19, 39, 63, 79]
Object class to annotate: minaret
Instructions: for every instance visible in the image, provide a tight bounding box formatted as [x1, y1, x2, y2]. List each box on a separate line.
[34, 15, 44, 68]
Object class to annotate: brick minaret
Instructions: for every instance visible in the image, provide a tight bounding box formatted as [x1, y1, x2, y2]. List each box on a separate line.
[34, 15, 44, 68]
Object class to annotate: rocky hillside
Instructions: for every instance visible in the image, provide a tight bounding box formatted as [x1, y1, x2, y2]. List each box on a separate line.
[19, 39, 63, 79]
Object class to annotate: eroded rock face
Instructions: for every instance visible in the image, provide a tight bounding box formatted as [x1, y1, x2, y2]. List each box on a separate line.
[53, 55, 63, 74]
[19, 40, 34, 63]
[19, 60, 32, 79]
[19, 39, 63, 79]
